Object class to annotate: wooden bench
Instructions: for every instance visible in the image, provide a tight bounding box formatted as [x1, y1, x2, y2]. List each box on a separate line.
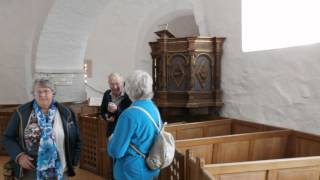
[186, 130, 320, 180]
[161, 129, 291, 180]
[195, 156, 320, 180]
[159, 119, 284, 180]
[166, 118, 282, 140]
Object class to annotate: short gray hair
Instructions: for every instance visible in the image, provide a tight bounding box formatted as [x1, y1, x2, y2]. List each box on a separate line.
[108, 72, 123, 84]
[32, 78, 56, 95]
[125, 70, 153, 101]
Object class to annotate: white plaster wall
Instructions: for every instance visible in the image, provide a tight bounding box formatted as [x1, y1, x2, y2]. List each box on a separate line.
[85, 0, 196, 98]
[202, 0, 320, 134]
[0, 0, 54, 104]
[0, 0, 196, 103]
[134, 10, 199, 79]
[0, 0, 111, 103]
[192, 0, 210, 36]
[35, 0, 110, 102]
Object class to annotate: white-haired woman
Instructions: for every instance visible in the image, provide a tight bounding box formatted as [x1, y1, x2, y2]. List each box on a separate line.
[108, 70, 161, 180]
[3, 78, 81, 180]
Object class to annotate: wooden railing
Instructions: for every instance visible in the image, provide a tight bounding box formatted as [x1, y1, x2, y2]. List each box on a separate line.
[78, 114, 111, 179]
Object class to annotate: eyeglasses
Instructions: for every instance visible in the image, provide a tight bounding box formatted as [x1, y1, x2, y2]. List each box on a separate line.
[34, 89, 52, 96]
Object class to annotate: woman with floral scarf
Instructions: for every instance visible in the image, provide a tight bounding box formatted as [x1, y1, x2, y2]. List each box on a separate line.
[3, 78, 81, 179]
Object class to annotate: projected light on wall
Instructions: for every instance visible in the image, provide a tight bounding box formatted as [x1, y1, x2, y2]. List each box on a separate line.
[242, 0, 320, 52]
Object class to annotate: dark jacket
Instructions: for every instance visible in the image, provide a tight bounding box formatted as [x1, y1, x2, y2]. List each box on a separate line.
[100, 90, 131, 136]
[2, 100, 81, 179]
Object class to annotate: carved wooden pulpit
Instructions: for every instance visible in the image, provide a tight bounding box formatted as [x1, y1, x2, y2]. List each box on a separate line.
[149, 30, 225, 121]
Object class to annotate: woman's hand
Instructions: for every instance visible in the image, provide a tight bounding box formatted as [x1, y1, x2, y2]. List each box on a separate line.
[17, 153, 35, 170]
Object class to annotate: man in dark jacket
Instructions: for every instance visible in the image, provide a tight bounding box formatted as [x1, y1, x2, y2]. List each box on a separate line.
[100, 73, 131, 180]
[100, 72, 131, 137]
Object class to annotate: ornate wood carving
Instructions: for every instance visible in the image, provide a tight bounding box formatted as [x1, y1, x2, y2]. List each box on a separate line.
[194, 54, 211, 91]
[168, 54, 187, 91]
[149, 30, 225, 121]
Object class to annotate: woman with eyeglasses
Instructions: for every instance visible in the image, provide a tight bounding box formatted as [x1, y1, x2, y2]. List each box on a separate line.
[3, 78, 81, 180]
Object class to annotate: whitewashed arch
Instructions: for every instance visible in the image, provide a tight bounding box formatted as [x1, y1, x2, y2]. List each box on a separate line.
[83, 0, 196, 98]
[34, 0, 111, 102]
[34, 0, 203, 101]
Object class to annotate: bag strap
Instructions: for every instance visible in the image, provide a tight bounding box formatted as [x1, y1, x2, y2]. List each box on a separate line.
[128, 105, 162, 158]
[129, 144, 146, 159]
[129, 106, 162, 132]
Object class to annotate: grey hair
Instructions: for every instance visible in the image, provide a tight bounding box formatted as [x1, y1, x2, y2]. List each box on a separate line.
[125, 70, 153, 101]
[31, 78, 56, 95]
[108, 72, 123, 83]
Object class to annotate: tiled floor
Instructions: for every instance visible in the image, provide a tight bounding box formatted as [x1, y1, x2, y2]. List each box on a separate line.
[0, 156, 104, 180]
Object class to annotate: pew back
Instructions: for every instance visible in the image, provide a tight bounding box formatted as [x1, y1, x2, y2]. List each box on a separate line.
[186, 130, 320, 180]
[166, 118, 282, 140]
[176, 130, 291, 164]
[160, 120, 284, 180]
[201, 156, 320, 180]
[160, 130, 291, 180]
[287, 131, 320, 157]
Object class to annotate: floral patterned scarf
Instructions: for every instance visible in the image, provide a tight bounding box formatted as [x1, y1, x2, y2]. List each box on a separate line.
[33, 101, 63, 180]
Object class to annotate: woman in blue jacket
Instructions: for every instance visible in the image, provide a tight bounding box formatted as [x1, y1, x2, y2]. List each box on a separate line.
[108, 70, 160, 180]
[3, 78, 81, 180]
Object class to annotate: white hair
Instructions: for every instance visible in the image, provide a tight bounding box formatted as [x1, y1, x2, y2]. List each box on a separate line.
[108, 72, 123, 83]
[125, 70, 153, 101]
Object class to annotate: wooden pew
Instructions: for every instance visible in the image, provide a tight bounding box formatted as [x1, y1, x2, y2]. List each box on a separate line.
[197, 156, 320, 180]
[230, 118, 281, 134]
[160, 119, 284, 180]
[178, 130, 291, 163]
[286, 130, 320, 157]
[186, 129, 320, 180]
[161, 129, 291, 180]
[166, 118, 282, 140]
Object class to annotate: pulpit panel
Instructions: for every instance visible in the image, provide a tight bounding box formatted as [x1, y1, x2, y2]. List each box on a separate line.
[168, 54, 188, 91]
[194, 54, 212, 91]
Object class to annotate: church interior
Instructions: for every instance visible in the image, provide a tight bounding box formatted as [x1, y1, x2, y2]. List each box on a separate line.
[1, 0, 320, 179]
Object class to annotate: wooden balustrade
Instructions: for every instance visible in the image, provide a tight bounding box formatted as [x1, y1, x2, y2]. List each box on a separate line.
[78, 114, 111, 179]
